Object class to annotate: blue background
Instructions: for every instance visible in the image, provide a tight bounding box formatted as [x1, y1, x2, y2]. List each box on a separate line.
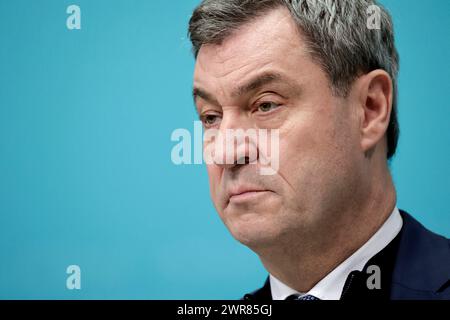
[0, 0, 448, 299]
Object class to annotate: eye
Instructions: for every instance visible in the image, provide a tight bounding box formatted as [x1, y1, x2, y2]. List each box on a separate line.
[257, 101, 280, 113]
[200, 114, 221, 128]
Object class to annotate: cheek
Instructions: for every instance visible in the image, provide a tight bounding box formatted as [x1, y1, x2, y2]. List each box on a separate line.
[277, 106, 351, 185]
[276, 125, 318, 191]
[279, 112, 327, 159]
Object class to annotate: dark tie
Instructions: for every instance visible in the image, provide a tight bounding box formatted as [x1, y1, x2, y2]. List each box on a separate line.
[285, 294, 320, 300]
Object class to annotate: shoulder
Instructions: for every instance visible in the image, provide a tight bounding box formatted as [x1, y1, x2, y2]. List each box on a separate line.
[391, 210, 450, 299]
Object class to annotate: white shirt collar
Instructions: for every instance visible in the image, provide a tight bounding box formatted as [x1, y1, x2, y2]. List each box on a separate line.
[270, 207, 403, 300]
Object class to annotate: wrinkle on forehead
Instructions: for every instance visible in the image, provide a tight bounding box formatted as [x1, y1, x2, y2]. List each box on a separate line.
[193, 6, 307, 83]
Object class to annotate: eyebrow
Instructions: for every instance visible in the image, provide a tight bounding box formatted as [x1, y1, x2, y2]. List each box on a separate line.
[192, 87, 219, 107]
[192, 71, 296, 109]
[232, 71, 286, 97]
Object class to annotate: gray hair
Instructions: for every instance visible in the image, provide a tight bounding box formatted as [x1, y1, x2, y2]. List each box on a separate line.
[188, 0, 400, 159]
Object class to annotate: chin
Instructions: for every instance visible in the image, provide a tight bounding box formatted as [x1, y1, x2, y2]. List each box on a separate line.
[224, 211, 283, 248]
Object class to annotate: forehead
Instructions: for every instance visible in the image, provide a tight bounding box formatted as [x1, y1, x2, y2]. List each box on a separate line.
[193, 7, 310, 88]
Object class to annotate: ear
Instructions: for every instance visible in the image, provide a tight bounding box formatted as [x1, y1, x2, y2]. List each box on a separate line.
[357, 70, 393, 156]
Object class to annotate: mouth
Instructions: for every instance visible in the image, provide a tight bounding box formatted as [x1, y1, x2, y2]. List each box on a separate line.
[227, 187, 273, 204]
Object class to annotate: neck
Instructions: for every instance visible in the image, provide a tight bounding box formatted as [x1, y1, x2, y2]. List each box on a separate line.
[257, 169, 397, 293]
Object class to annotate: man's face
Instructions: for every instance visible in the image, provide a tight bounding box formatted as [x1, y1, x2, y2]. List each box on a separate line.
[193, 7, 364, 250]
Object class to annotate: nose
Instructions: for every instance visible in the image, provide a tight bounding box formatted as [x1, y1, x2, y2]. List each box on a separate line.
[211, 112, 259, 170]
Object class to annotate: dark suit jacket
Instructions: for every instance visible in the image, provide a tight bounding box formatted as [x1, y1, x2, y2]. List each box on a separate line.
[243, 210, 450, 300]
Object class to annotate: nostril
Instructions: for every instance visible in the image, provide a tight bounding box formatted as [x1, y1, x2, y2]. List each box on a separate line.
[236, 156, 250, 165]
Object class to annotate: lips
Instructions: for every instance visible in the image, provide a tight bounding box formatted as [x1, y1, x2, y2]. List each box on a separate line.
[227, 185, 272, 203]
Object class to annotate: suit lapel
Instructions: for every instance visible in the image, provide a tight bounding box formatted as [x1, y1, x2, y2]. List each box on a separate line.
[243, 210, 450, 300]
[390, 210, 450, 299]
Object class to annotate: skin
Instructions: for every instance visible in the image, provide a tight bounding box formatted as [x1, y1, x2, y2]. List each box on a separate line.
[193, 7, 396, 292]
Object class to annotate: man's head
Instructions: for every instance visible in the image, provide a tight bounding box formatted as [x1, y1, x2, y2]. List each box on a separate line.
[189, 0, 399, 251]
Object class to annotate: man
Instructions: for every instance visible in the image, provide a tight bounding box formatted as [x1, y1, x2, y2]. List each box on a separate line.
[188, 0, 449, 300]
